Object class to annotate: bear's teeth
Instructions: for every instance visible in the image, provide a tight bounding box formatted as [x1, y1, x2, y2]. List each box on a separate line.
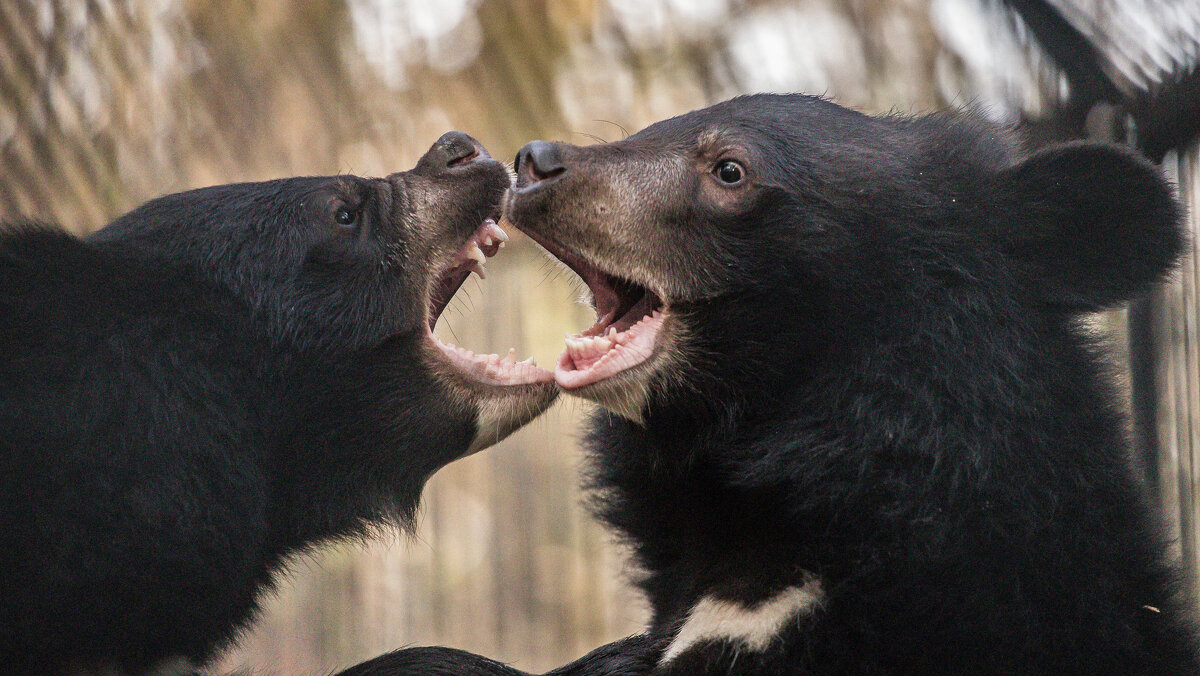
[565, 336, 588, 358]
[502, 348, 516, 364]
[484, 219, 509, 243]
[466, 243, 487, 266]
[469, 262, 487, 279]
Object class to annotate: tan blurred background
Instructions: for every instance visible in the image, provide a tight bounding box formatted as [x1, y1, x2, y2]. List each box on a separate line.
[1, 1, 1198, 673]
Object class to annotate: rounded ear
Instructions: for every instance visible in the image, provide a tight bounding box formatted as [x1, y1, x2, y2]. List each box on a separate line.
[994, 142, 1185, 310]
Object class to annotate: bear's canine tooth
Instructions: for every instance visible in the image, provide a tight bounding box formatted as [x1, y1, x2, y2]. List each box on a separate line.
[466, 243, 487, 266]
[485, 220, 510, 243]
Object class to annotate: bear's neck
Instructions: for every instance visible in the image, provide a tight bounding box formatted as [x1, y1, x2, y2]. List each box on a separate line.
[263, 340, 476, 551]
[586, 316, 1143, 627]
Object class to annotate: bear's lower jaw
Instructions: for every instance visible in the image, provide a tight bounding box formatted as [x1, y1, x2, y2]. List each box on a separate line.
[428, 329, 554, 387]
[548, 256, 670, 399]
[553, 317, 685, 424]
[423, 339, 559, 455]
[464, 383, 560, 455]
[556, 307, 667, 390]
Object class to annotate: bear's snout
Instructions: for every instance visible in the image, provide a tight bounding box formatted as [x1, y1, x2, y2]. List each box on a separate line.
[515, 140, 567, 189]
[416, 130, 492, 175]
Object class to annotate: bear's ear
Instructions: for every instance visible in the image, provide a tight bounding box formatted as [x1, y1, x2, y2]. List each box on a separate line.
[994, 142, 1185, 310]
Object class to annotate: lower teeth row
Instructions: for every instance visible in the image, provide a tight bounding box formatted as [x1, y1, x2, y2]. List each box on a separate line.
[443, 342, 536, 366]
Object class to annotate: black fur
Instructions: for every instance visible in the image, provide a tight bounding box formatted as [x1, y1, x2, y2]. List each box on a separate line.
[577, 96, 1199, 673]
[355, 94, 1200, 673]
[0, 133, 551, 674]
[337, 636, 659, 676]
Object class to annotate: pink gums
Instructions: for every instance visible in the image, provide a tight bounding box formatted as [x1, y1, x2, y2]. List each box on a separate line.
[434, 341, 556, 386]
[555, 310, 665, 389]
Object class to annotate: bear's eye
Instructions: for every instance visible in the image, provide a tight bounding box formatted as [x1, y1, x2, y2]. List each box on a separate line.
[334, 207, 359, 227]
[714, 160, 744, 185]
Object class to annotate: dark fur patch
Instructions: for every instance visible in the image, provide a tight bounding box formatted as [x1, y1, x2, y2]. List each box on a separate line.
[0, 136, 552, 673]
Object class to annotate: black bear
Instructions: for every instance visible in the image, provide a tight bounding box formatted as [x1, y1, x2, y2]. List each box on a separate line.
[347, 95, 1200, 674]
[0, 131, 557, 675]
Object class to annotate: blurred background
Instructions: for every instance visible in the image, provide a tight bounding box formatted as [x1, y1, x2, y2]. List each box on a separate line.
[1, 0, 1198, 672]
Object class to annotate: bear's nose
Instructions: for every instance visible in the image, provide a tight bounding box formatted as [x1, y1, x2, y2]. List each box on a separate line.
[515, 140, 566, 186]
[433, 131, 489, 168]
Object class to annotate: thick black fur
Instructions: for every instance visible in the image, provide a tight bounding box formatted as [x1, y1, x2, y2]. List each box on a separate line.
[0, 134, 525, 674]
[337, 636, 659, 676]
[353, 94, 1200, 674]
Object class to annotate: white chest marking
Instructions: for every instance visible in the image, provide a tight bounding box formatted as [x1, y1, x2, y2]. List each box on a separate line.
[660, 576, 825, 665]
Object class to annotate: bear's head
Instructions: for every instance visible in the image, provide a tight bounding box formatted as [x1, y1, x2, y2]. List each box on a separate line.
[90, 131, 556, 454]
[506, 94, 1183, 425]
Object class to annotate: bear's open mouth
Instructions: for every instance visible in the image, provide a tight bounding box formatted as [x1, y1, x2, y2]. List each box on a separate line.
[426, 218, 554, 387]
[558, 270, 666, 389]
[518, 231, 668, 390]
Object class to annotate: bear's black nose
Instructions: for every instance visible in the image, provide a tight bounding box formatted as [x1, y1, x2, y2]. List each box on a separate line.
[516, 140, 566, 185]
[434, 131, 488, 168]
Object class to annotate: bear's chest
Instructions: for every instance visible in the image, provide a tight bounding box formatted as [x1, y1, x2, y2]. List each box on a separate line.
[656, 574, 826, 669]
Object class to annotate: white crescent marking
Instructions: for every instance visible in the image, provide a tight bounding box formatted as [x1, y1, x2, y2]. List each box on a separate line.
[660, 575, 825, 665]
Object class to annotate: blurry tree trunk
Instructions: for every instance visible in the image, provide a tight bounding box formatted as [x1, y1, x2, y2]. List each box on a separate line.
[1137, 144, 1200, 587]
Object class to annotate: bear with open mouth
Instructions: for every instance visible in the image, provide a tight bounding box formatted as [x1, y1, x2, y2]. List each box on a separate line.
[0, 131, 556, 674]
[348, 95, 1200, 674]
